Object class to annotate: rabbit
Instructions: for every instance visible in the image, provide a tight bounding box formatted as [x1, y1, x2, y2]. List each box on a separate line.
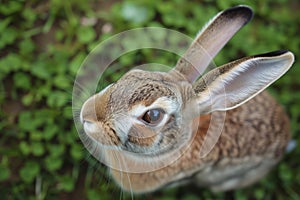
[79, 5, 295, 193]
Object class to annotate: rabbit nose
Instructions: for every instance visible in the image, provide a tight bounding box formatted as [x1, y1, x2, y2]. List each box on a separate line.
[80, 95, 99, 124]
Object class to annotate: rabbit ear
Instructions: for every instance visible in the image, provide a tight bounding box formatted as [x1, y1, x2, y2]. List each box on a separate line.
[174, 5, 253, 83]
[193, 50, 294, 114]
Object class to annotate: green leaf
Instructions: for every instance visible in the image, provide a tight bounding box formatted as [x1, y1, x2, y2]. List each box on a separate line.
[279, 164, 293, 184]
[0, 1, 23, 15]
[70, 144, 84, 161]
[21, 7, 37, 25]
[13, 72, 31, 90]
[44, 156, 63, 172]
[22, 93, 34, 106]
[19, 161, 40, 183]
[77, 26, 96, 44]
[235, 190, 248, 200]
[18, 111, 35, 131]
[19, 111, 47, 132]
[63, 106, 73, 119]
[58, 175, 75, 192]
[19, 39, 35, 55]
[0, 18, 11, 32]
[47, 144, 65, 157]
[47, 91, 69, 107]
[30, 62, 51, 79]
[69, 52, 86, 75]
[31, 142, 45, 156]
[60, 129, 77, 144]
[0, 27, 18, 48]
[216, 0, 232, 9]
[87, 189, 103, 200]
[30, 131, 43, 141]
[254, 188, 265, 199]
[0, 165, 10, 181]
[19, 141, 31, 155]
[55, 28, 65, 42]
[53, 75, 70, 89]
[0, 53, 22, 73]
[43, 125, 58, 140]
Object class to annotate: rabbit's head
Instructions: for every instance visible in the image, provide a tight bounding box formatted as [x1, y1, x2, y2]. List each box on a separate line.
[80, 6, 294, 163]
[80, 68, 196, 155]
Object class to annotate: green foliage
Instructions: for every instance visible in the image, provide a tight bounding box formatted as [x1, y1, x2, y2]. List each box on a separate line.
[0, 0, 299, 199]
[20, 161, 40, 183]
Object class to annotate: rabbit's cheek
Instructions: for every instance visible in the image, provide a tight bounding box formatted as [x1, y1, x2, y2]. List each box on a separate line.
[128, 124, 158, 147]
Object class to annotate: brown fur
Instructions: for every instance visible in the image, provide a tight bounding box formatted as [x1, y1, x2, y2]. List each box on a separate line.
[109, 91, 290, 192]
[80, 5, 293, 193]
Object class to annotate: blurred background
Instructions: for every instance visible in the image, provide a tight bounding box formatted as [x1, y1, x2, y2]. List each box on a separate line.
[0, 0, 299, 199]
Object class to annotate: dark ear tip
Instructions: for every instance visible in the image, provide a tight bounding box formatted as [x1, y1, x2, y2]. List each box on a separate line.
[254, 50, 290, 58]
[223, 5, 254, 24]
[225, 5, 253, 14]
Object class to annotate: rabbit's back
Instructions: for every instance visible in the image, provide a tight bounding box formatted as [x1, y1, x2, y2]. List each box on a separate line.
[215, 91, 289, 158]
[194, 90, 290, 190]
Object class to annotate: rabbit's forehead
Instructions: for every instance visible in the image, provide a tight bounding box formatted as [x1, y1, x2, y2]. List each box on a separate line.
[128, 83, 176, 107]
[110, 81, 177, 110]
[110, 70, 179, 107]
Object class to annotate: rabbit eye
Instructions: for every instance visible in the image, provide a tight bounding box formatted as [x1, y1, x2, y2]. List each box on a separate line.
[141, 109, 165, 125]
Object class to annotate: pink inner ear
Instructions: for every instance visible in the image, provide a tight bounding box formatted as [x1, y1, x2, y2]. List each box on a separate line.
[175, 6, 253, 83]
